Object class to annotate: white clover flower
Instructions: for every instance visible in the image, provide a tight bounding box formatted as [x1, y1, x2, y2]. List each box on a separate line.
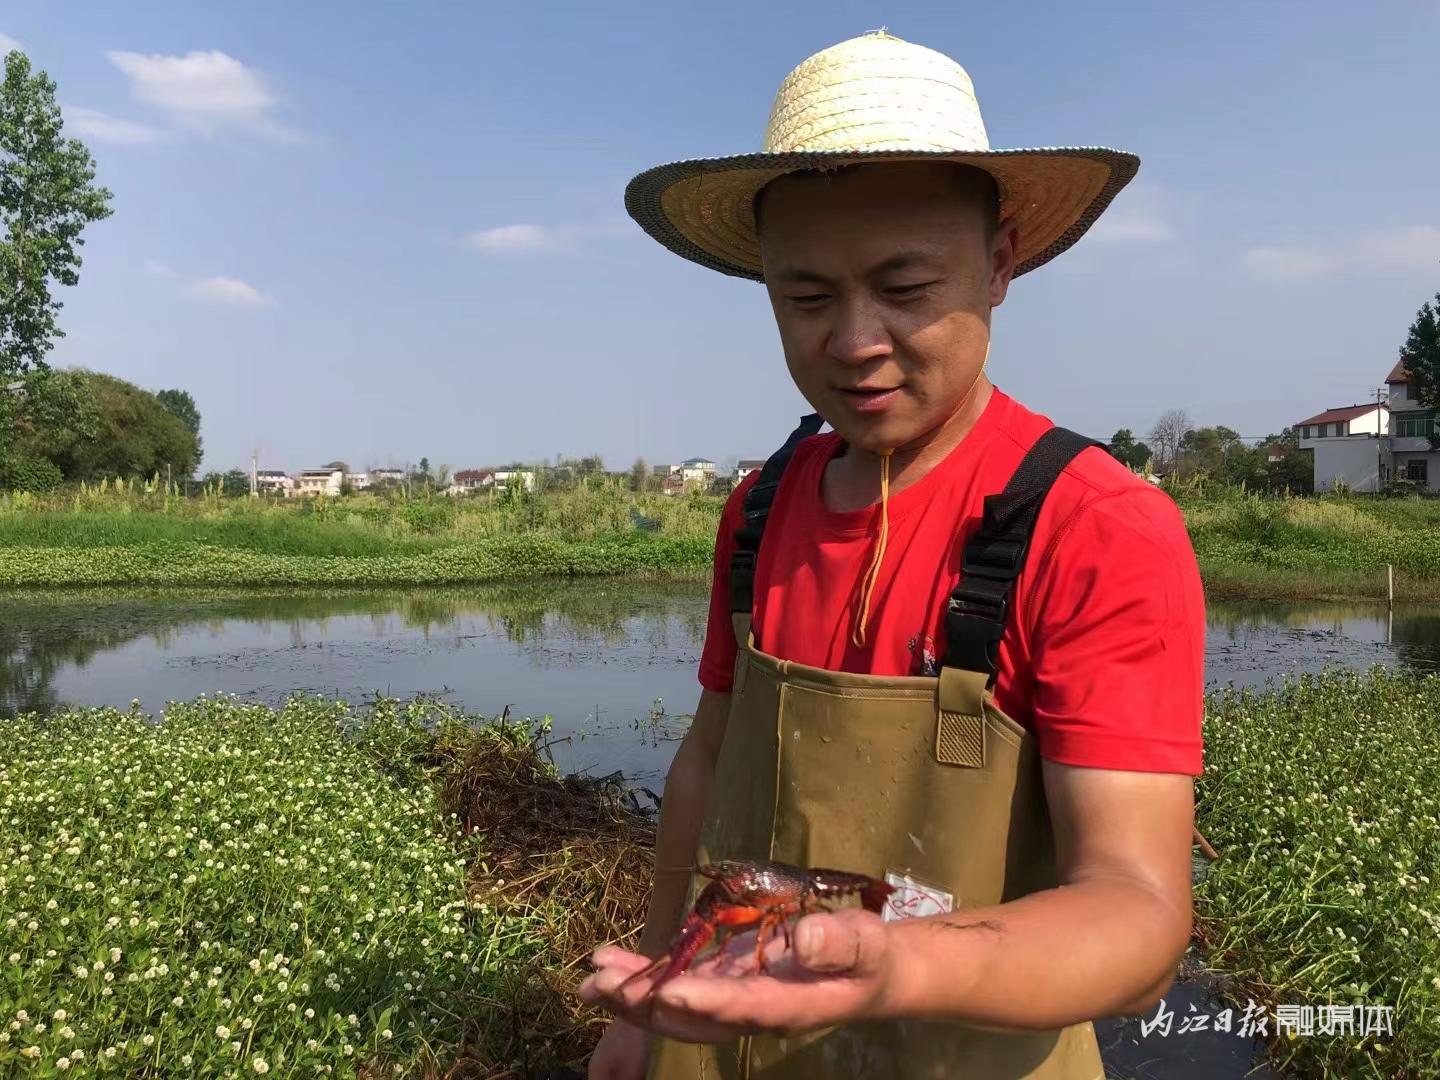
[60, 1026, 74, 1039]
[216, 1025, 231, 1039]
[142, 1034, 154, 1047]
[252, 1057, 269, 1074]
[57, 1056, 72, 1070]
[241, 1018, 253, 1031]
[182, 1055, 193, 1067]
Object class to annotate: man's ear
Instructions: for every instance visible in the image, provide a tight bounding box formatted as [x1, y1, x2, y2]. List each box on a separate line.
[989, 218, 1020, 307]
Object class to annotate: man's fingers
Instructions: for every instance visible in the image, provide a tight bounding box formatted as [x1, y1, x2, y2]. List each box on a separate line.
[591, 945, 653, 971]
[793, 909, 889, 975]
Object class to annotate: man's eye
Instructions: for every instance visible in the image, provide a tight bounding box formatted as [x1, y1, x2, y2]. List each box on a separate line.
[885, 282, 933, 297]
[787, 293, 829, 305]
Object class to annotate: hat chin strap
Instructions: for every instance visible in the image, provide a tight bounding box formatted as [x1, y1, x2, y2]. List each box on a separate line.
[850, 339, 990, 650]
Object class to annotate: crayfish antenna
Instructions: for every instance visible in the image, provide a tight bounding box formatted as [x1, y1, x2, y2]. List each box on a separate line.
[616, 954, 670, 994]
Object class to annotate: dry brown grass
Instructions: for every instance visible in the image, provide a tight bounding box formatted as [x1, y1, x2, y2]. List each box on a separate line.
[411, 718, 658, 1079]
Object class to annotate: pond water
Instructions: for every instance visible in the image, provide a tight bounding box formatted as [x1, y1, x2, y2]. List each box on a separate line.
[4, 581, 1438, 784]
[4, 581, 1437, 1078]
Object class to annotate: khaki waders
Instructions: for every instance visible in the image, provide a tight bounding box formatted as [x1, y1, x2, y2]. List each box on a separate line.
[648, 421, 1106, 1080]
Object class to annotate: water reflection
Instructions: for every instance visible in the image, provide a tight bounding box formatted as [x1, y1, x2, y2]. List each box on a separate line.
[5, 586, 1440, 762]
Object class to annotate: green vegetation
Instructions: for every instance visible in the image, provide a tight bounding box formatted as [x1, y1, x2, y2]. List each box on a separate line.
[3, 482, 1440, 599]
[1196, 669, 1440, 1078]
[1182, 490, 1440, 600]
[0, 693, 650, 1077]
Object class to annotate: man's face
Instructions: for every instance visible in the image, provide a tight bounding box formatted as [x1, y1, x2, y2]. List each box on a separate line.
[757, 162, 1017, 454]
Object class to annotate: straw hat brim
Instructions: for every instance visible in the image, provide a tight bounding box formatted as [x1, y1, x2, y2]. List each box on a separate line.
[624, 147, 1139, 280]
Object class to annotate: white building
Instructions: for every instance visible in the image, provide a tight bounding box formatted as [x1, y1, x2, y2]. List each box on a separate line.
[347, 471, 370, 490]
[735, 459, 766, 484]
[1386, 361, 1438, 490]
[674, 458, 716, 486]
[296, 467, 344, 497]
[492, 468, 535, 492]
[1295, 403, 1389, 492]
[254, 470, 294, 496]
[370, 468, 405, 485]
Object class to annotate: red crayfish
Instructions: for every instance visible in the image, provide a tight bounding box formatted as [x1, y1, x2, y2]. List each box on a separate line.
[619, 858, 895, 996]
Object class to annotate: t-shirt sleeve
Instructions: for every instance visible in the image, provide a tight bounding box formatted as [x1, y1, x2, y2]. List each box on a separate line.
[1023, 487, 1206, 775]
[697, 476, 757, 693]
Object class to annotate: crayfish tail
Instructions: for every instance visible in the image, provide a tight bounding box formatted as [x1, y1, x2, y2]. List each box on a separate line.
[859, 881, 897, 915]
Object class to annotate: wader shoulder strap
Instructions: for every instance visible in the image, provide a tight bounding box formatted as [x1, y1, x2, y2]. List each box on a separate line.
[943, 426, 1101, 678]
[730, 413, 825, 617]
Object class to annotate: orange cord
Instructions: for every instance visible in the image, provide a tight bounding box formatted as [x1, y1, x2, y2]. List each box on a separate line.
[851, 449, 892, 648]
[850, 341, 991, 650]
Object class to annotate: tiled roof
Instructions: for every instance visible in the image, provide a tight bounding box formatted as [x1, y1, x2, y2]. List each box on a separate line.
[1387, 361, 1410, 384]
[1295, 404, 1384, 427]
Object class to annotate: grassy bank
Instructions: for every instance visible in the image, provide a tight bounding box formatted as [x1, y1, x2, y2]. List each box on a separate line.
[1184, 492, 1440, 602]
[4, 485, 1440, 600]
[0, 695, 651, 1078]
[1195, 669, 1440, 1078]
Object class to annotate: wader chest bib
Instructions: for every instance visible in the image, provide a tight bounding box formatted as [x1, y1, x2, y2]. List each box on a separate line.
[648, 418, 1104, 1080]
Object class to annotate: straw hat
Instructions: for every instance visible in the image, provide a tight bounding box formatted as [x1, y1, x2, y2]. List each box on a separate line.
[625, 30, 1139, 279]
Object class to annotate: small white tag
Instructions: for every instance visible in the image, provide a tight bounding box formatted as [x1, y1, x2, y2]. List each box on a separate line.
[881, 871, 954, 923]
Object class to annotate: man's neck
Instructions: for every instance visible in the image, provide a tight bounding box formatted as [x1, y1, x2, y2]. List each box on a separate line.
[823, 378, 995, 514]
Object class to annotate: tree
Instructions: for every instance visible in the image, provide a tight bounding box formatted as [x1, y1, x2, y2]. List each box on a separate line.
[630, 457, 649, 491]
[1149, 410, 1194, 474]
[199, 468, 251, 497]
[30, 371, 199, 482]
[1399, 293, 1440, 447]
[156, 389, 202, 471]
[0, 50, 114, 458]
[1107, 428, 1152, 471]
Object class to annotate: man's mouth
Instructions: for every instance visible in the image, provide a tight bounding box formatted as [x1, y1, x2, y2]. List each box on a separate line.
[838, 385, 902, 413]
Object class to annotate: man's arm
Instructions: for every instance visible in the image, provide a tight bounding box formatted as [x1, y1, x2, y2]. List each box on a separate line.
[581, 759, 1195, 1044]
[634, 688, 731, 958]
[879, 762, 1194, 1028]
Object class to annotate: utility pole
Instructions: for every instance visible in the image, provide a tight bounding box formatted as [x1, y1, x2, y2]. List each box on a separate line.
[250, 449, 259, 497]
[1375, 386, 1388, 492]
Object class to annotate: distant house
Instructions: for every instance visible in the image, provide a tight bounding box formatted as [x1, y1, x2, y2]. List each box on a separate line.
[1295, 403, 1388, 493]
[296, 467, 344, 497]
[661, 472, 686, 497]
[255, 470, 294, 496]
[347, 471, 370, 490]
[1386, 361, 1438, 490]
[676, 457, 717, 486]
[735, 459, 766, 484]
[451, 469, 493, 492]
[492, 468, 535, 492]
[370, 468, 405, 486]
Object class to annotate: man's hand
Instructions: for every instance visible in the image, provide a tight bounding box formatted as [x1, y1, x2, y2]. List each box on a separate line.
[580, 908, 895, 1044]
[587, 1017, 650, 1080]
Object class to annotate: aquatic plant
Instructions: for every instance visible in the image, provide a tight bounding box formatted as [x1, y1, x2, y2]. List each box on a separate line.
[1196, 669, 1440, 1077]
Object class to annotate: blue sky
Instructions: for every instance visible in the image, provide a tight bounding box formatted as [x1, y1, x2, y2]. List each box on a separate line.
[4, 1, 1438, 474]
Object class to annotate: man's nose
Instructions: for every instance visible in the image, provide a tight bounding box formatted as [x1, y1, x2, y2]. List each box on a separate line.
[825, 299, 892, 365]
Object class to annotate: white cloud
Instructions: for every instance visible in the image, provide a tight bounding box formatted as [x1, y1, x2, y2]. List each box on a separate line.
[187, 276, 274, 308]
[1243, 226, 1440, 281]
[65, 105, 167, 146]
[464, 224, 564, 254]
[144, 259, 177, 278]
[1086, 184, 1177, 245]
[462, 220, 631, 255]
[107, 49, 302, 142]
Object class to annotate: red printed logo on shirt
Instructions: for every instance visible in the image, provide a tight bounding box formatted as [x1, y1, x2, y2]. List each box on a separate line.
[908, 633, 939, 677]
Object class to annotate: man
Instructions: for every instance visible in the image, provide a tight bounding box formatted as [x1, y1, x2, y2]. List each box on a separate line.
[582, 30, 1204, 1080]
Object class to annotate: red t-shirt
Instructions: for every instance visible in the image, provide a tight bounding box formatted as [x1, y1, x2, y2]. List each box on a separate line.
[699, 388, 1205, 776]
